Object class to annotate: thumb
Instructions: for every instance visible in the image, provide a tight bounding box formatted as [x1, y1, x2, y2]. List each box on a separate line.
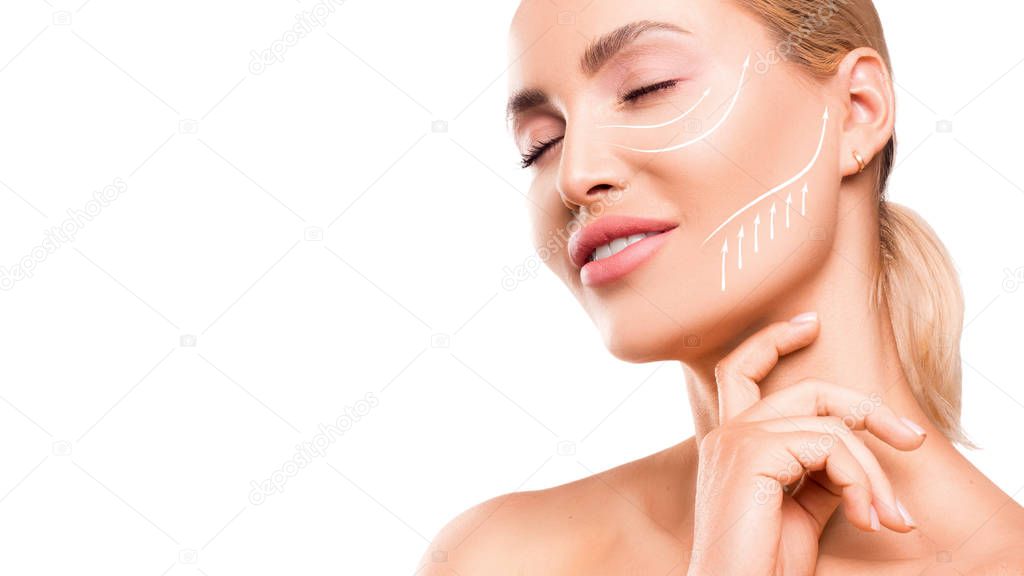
[714, 311, 820, 424]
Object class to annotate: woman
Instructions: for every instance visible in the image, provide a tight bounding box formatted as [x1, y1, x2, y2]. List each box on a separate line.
[418, 0, 1024, 573]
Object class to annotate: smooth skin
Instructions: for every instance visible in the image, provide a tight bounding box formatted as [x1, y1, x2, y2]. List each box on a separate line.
[419, 316, 1024, 575]
[417, 0, 1024, 573]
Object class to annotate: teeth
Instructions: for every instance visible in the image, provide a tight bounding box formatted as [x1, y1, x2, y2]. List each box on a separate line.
[589, 232, 659, 263]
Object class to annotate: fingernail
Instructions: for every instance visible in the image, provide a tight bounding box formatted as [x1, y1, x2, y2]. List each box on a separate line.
[900, 416, 927, 437]
[897, 499, 916, 528]
[869, 504, 880, 531]
[789, 311, 818, 325]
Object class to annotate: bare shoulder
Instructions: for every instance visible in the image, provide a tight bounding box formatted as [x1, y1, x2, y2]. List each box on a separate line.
[414, 439, 697, 575]
[413, 481, 605, 575]
[965, 545, 1024, 576]
[963, 501, 1024, 575]
[414, 490, 535, 575]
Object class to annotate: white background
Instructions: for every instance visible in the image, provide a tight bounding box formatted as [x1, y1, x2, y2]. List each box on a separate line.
[0, 1, 1021, 574]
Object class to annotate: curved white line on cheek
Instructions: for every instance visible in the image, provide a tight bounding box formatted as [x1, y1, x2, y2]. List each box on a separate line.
[700, 106, 830, 249]
[596, 87, 711, 130]
[603, 51, 751, 154]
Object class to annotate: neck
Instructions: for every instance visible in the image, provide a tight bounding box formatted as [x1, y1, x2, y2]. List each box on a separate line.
[682, 255, 926, 444]
[677, 188, 1000, 558]
[682, 187, 916, 444]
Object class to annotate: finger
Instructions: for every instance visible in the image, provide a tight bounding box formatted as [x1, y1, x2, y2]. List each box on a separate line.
[734, 378, 928, 451]
[835, 425, 913, 532]
[790, 471, 843, 530]
[715, 312, 821, 424]
[752, 416, 914, 532]
[753, 429, 875, 532]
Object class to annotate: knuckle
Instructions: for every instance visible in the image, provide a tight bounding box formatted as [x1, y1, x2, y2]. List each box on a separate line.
[701, 425, 742, 455]
[852, 392, 887, 421]
[795, 376, 825, 391]
[713, 361, 731, 385]
[725, 426, 760, 457]
[799, 430, 833, 457]
[823, 415, 850, 434]
[699, 427, 723, 453]
[793, 439, 821, 468]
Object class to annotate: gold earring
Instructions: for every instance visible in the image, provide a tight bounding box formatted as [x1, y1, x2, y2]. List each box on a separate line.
[852, 150, 867, 174]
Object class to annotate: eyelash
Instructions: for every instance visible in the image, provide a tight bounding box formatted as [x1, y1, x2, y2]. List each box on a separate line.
[519, 80, 680, 169]
[619, 79, 680, 104]
[520, 136, 563, 169]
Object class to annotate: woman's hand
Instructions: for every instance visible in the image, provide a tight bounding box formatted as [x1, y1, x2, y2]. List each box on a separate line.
[686, 312, 926, 576]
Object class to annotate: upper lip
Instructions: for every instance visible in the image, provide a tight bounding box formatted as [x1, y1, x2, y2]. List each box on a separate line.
[568, 215, 679, 269]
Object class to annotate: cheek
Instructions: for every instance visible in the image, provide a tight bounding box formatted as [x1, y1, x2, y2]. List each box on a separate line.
[630, 94, 839, 313]
[690, 110, 839, 304]
[692, 88, 832, 235]
[527, 203, 571, 272]
[527, 173, 577, 245]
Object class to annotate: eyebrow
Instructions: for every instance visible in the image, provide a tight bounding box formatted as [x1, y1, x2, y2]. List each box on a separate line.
[506, 20, 691, 127]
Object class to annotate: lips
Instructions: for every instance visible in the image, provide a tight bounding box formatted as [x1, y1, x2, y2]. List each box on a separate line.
[568, 215, 679, 270]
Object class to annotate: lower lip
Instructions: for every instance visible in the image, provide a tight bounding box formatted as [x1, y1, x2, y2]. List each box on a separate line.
[580, 228, 677, 287]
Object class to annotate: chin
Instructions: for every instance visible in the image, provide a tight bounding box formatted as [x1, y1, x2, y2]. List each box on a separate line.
[589, 280, 759, 367]
[595, 311, 691, 364]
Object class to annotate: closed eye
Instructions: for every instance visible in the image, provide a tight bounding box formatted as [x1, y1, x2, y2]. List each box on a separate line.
[519, 80, 680, 169]
[620, 79, 679, 104]
[520, 136, 563, 169]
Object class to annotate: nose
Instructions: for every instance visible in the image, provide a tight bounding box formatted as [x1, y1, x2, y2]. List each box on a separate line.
[556, 121, 628, 214]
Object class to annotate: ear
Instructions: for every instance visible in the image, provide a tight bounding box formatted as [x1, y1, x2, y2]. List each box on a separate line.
[834, 47, 895, 178]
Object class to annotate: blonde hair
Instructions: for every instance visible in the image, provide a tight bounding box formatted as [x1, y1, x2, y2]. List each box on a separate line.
[733, 0, 976, 448]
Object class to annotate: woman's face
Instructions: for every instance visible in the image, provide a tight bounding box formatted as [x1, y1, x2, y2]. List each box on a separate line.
[507, 0, 843, 362]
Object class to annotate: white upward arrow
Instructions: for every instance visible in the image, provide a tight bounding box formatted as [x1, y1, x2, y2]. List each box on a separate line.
[753, 213, 761, 253]
[769, 202, 777, 240]
[721, 238, 729, 292]
[801, 183, 808, 216]
[785, 192, 792, 229]
[701, 106, 829, 248]
[737, 226, 745, 270]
